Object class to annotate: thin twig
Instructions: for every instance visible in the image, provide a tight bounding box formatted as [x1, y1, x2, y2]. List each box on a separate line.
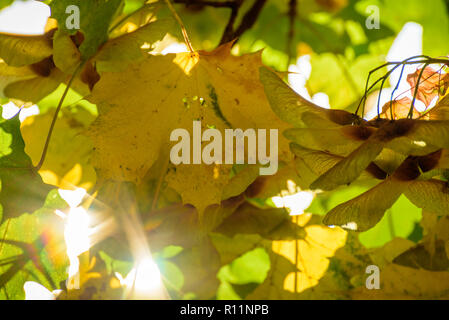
[355, 55, 430, 116]
[356, 56, 442, 117]
[408, 63, 429, 119]
[389, 63, 406, 119]
[164, 0, 194, 52]
[356, 56, 449, 119]
[385, 65, 446, 117]
[35, 61, 86, 171]
[376, 75, 388, 119]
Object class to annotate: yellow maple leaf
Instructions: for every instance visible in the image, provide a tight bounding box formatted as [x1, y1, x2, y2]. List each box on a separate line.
[323, 151, 449, 231]
[246, 213, 347, 299]
[0, 32, 53, 67]
[21, 108, 96, 191]
[311, 119, 449, 191]
[86, 43, 291, 213]
[0, 61, 35, 99]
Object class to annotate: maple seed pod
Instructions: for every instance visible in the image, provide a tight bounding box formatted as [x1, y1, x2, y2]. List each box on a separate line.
[342, 125, 376, 141]
[30, 57, 55, 77]
[417, 149, 443, 172]
[377, 118, 415, 142]
[326, 109, 362, 126]
[392, 151, 442, 181]
[365, 163, 387, 180]
[81, 62, 100, 90]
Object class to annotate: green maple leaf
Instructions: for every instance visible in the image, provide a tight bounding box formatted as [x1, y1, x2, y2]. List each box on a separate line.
[50, 0, 122, 59]
[0, 107, 52, 221]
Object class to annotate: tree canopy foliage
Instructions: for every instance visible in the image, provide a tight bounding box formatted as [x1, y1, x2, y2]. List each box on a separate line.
[1, 0, 449, 300]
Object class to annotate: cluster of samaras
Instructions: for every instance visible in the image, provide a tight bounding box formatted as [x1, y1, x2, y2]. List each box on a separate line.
[260, 63, 449, 231]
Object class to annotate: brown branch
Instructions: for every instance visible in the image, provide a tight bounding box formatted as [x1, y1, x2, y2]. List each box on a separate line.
[286, 0, 297, 70]
[231, 0, 267, 40]
[174, 0, 267, 46]
[173, 0, 236, 8]
[219, 0, 242, 44]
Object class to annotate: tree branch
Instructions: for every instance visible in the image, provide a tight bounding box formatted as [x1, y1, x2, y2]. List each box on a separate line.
[173, 0, 267, 46]
[230, 0, 267, 41]
[219, 0, 242, 44]
[173, 0, 236, 8]
[286, 0, 297, 70]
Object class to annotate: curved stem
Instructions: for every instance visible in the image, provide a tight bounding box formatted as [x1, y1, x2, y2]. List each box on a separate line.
[355, 55, 433, 117]
[164, 0, 194, 52]
[388, 63, 406, 119]
[408, 62, 429, 119]
[389, 65, 445, 105]
[376, 75, 388, 119]
[35, 61, 86, 171]
[359, 61, 406, 117]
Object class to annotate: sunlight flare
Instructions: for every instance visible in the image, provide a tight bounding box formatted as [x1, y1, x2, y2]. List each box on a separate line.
[24, 281, 61, 300]
[271, 180, 315, 215]
[56, 188, 91, 290]
[119, 257, 166, 299]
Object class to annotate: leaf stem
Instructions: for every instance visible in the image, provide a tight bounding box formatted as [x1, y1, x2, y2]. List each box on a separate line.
[357, 56, 432, 118]
[35, 61, 86, 171]
[163, 0, 194, 52]
[408, 63, 429, 119]
[388, 63, 406, 119]
[356, 56, 449, 119]
[376, 74, 388, 120]
[356, 55, 430, 117]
